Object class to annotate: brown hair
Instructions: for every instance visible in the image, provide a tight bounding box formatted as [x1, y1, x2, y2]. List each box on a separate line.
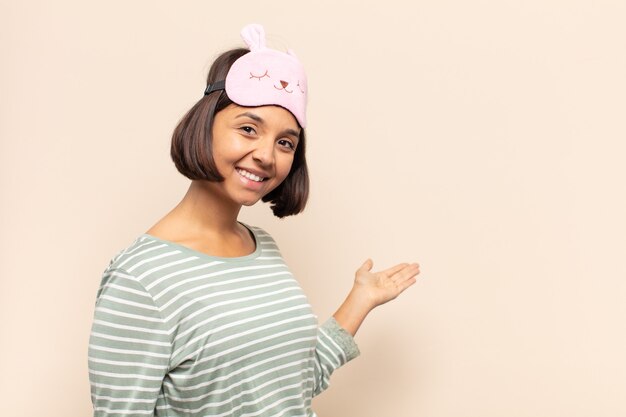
[170, 48, 310, 218]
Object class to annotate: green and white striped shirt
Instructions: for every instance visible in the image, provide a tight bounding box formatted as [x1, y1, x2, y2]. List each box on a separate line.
[88, 222, 360, 417]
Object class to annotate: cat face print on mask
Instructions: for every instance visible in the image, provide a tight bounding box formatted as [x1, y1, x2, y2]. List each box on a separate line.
[224, 24, 308, 128]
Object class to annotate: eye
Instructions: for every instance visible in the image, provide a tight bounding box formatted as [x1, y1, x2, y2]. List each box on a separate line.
[278, 139, 296, 151]
[249, 70, 270, 80]
[240, 126, 257, 135]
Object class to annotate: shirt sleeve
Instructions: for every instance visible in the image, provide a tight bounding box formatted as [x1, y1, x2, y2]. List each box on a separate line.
[312, 316, 361, 396]
[88, 268, 172, 416]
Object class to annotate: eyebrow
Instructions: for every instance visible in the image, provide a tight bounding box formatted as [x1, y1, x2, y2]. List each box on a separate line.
[235, 112, 300, 141]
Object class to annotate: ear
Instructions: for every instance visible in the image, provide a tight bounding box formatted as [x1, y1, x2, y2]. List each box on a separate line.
[240, 23, 266, 51]
[287, 48, 299, 59]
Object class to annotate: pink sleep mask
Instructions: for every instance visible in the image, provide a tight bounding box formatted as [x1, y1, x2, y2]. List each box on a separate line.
[204, 24, 308, 128]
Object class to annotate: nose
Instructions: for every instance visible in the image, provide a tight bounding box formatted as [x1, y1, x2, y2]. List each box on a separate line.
[280, 80, 289, 88]
[251, 136, 275, 167]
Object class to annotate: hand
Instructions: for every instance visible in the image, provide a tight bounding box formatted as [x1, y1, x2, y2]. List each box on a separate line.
[333, 259, 421, 336]
[352, 259, 420, 310]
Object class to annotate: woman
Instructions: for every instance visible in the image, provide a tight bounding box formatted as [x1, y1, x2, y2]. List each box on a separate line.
[88, 24, 420, 417]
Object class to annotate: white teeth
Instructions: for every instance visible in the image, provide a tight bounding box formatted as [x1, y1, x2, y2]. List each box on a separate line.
[237, 168, 264, 182]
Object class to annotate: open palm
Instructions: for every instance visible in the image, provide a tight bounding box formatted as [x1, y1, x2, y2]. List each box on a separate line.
[354, 259, 420, 308]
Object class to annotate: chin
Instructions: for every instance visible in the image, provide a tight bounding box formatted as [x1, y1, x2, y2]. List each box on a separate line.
[241, 200, 259, 207]
[238, 196, 263, 206]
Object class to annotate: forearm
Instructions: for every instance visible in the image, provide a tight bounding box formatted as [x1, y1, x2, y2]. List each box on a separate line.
[332, 288, 374, 337]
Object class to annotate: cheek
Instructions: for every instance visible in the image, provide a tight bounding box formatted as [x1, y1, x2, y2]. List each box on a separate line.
[276, 155, 295, 179]
[213, 135, 245, 162]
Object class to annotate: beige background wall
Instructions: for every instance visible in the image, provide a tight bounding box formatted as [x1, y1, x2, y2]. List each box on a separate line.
[1, 0, 625, 416]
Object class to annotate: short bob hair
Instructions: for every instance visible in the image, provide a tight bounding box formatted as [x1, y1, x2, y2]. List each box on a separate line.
[170, 48, 309, 218]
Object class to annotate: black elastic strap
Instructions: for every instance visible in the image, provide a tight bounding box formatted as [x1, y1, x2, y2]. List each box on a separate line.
[204, 80, 226, 96]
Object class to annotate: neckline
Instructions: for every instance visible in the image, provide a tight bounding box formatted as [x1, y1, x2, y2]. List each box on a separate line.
[140, 221, 262, 262]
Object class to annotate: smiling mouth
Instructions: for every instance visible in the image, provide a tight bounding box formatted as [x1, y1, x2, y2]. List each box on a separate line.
[236, 168, 267, 182]
[273, 85, 293, 94]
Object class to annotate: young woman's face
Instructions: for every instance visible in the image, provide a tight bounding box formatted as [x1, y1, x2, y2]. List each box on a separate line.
[210, 103, 301, 207]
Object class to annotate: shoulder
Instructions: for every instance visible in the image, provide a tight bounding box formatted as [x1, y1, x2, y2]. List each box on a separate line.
[104, 234, 162, 273]
[241, 222, 276, 243]
[95, 235, 148, 293]
[240, 222, 286, 257]
[97, 233, 187, 295]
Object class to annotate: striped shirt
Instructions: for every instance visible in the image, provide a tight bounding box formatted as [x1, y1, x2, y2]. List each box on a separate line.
[88, 222, 360, 417]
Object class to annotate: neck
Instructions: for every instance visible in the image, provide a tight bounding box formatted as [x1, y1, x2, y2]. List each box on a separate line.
[170, 179, 243, 235]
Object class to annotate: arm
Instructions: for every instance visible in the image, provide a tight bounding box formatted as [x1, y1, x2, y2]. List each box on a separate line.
[311, 317, 361, 396]
[312, 259, 420, 395]
[88, 269, 171, 416]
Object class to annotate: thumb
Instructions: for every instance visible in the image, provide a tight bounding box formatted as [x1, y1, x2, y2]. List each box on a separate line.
[359, 258, 373, 271]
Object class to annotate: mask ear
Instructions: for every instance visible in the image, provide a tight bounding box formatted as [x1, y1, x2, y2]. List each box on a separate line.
[287, 48, 299, 59]
[240, 23, 266, 51]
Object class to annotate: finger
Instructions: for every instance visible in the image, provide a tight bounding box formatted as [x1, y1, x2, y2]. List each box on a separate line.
[396, 276, 417, 293]
[358, 258, 374, 272]
[391, 263, 420, 282]
[381, 262, 409, 277]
